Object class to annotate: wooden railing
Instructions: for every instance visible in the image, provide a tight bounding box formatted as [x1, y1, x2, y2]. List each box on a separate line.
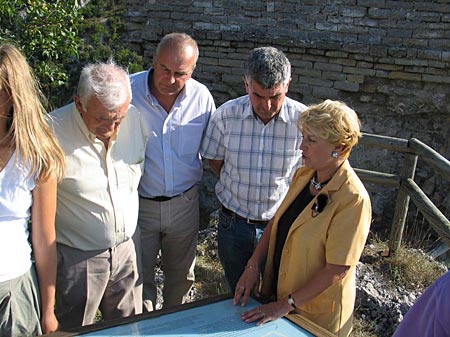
[353, 133, 450, 255]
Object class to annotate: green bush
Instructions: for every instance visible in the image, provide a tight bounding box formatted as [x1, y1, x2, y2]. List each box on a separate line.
[0, 0, 81, 107]
[0, 0, 143, 108]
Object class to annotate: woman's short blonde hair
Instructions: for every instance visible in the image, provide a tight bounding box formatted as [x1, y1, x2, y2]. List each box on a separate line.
[297, 99, 361, 157]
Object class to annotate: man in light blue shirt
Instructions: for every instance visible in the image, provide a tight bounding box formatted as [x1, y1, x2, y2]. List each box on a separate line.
[130, 33, 215, 311]
[201, 47, 305, 293]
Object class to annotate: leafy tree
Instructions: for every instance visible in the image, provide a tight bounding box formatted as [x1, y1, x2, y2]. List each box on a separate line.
[0, 0, 143, 107]
[0, 0, 81, 107]
[78, 0, 143, 73]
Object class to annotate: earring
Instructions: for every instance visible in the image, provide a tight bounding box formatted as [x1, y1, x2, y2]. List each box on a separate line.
[331, 150, 339, 158]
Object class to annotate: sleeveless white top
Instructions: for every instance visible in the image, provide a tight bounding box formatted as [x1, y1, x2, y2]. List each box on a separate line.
[0, 152, 34, 282]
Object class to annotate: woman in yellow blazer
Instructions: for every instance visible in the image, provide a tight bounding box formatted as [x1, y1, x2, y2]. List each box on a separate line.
[233, 99, 372, 337]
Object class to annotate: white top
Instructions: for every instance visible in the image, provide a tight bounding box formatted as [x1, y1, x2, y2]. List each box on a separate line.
[130, 69, 216, 197]
[0, 152, 34, 282]
[50, 103, 147, 250]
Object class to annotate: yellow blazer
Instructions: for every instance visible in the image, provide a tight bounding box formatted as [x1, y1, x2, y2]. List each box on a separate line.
[261, 160, 372, 337]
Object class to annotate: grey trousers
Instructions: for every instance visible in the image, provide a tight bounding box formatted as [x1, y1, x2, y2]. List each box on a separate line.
[55, 239, 142, 329]
[0, 266, 42, 337]
[136, 185, 199, 312]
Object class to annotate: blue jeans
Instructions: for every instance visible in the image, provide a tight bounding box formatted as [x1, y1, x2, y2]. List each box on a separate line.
[217, 209, 266, 293]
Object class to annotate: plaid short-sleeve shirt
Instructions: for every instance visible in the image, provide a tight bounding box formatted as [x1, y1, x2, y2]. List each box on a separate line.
[201, 95, 306, 220]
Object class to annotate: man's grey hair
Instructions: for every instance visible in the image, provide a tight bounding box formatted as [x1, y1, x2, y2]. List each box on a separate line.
[244, 47, 291, 89]
[77, 60, 131, 111]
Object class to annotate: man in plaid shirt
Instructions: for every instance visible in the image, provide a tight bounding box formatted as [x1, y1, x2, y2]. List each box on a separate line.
[201, 47, 306, 292]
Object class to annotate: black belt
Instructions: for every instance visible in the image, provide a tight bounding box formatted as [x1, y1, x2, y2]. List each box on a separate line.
[221, 206, 269, 226]
[141, 186, 194, 202]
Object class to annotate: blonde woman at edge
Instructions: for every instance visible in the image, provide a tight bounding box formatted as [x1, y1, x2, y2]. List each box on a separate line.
[0, 44, 64, 336]
[234, 99, 372, 336]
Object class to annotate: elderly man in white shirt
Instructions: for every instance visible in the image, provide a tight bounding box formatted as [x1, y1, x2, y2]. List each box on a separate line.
[50, 61, 147, 329]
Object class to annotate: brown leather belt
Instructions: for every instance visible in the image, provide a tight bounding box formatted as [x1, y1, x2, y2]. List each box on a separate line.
[221, 206, 269, 226]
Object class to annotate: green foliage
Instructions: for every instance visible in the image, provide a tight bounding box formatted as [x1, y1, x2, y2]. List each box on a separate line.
[0, 0, 81, 107]
[0, 0, 143, 108]
[78, 0, 143, 73]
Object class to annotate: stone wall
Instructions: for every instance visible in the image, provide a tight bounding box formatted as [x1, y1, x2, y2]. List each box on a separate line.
[124, 0, 450, 229]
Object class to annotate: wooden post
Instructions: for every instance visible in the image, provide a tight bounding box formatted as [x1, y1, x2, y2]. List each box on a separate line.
[388, 151, 418, 255]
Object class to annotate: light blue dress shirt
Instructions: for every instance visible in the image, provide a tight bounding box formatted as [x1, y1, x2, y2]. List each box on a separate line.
[130, 69, 216, 197]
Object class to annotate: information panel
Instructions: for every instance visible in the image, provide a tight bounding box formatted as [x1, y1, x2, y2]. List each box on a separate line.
[82, 297, 311, 337]
[47, 295, 336, 337]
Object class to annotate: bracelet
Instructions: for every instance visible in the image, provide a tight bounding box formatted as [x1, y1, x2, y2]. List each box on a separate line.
[245, 264, 259, 270]
[288, 294, 297, 309]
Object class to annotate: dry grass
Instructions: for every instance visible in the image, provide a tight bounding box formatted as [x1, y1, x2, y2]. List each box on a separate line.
[193, 241, 229, 299]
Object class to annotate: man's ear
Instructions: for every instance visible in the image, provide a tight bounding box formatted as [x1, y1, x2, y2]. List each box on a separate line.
[73, 95, 84, 114]
[286, 78, 292, 93]
[243, 77, 249, 93]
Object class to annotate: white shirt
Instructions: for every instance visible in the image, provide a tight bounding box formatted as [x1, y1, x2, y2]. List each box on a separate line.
[130, 69, 216, 197]
[50, 103, 147, 250]
[0, 152, 34, 282]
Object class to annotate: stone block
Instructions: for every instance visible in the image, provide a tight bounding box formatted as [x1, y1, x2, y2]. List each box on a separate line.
[290, 59, 313, 69]
[341, 6, 367, 18]
[325, 51, 349, 58]
[358, 34, 382, 45]
[356, 61, 374, 69]
[324, 71, 348, 81]
[358, 0, 385, 7]
[369, 45, 388, 57]
[313, 86, 339, 99]
[368, 8, 406, 19]
[297, 69, 322, 78]
[414, 2, 450, 13]
[299, 76, 334, 87]
[388, 72, 422, 81]
[316, 22, 338, 31]
[334, 80, 360, 92]
[334, 58, 357, 66]
[394, 58, 428, 67]
[218, 58, 245, 68]
[422, 74, 450, 84]
[343, 66, 376, 76]
[219, 24, 241, 32]
[386, 28, 412, 38]
[375, 70, 389, 78]
[348, 74, 365, 83]
[442, 51, 450, 62]
[417, 50, 442, 61]
[314, 62, 343, 72]
[374, 63, 403, 71]
[413, 30, 446, 39]
[193, 22, 219, 30]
